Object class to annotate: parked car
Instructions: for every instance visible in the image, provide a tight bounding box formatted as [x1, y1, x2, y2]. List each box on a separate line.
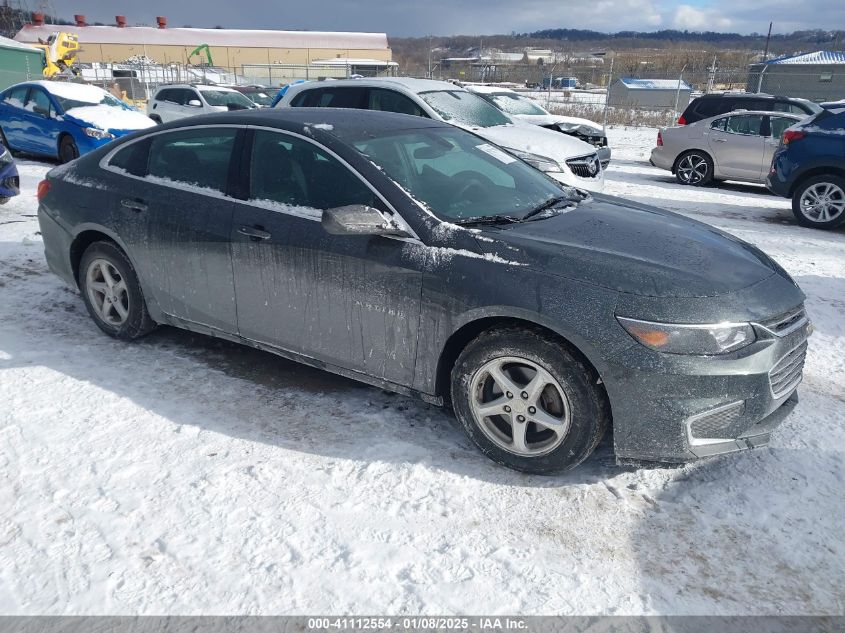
[278, 77, 605, 191]
[678, 92, 822, 125]
[767, 106, 845, 229]
[465, 85, 611, 167]
[231, 85, 275, 107]
[146, 84, 256, 123]
[37, 108, 808, 473]
[0, 143, 20, 204]
[650, 110, 806, 186]
[0, 80, 155, 163]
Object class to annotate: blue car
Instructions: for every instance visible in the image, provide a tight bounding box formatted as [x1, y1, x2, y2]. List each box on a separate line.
[0, 80, 155, 163]
[766, 105, 845, 230]
[0, 143, 19, 204]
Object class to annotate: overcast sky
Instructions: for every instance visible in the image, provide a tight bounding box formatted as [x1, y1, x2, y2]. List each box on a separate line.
[44, 0, 844, 36]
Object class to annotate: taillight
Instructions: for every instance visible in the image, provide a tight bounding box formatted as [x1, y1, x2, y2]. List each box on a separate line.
[36, 179, 51, 201]
[677, 115, 687, 125]
[656, 131, 663, 146]
[782, 130, 805, 145]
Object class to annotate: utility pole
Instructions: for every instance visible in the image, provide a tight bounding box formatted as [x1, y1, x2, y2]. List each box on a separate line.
[762, 22, 773, 61]
[428, 35, 432, 79]
[707, 53, 717, 93]
[602, 56, 614, 131]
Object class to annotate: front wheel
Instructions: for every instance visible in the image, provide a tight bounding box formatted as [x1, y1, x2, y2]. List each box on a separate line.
[792, 175, 845, 229]
[451, 328, 609, 474]
[59, 135, 79, 163]
[78, 241, 156, 340]
[675, 151, 714, 186]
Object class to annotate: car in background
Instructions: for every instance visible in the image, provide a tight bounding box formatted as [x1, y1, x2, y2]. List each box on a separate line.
[678, 92, 822, 125]
[278, 77, 605, 191]
[0, 80, 155, 163]
[767, 106, 845, 229]
[0, 143, 19, 204]
[231, 85, 275, 107]
[37, 108, 808, 473]
[650, 110, 806, 186]
[465, 84, 611, 167]
[147, 84, 256, 123]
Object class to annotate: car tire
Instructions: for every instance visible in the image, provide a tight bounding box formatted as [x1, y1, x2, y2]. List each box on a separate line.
[792, 175, 845, 229]
[78, 241, 156, 340]
[450, 327, 609, 474]
[675, 151, 714, 186]
[59, 135, 79, 163]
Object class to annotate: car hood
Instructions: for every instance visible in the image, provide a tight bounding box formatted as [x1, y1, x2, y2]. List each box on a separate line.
[63, 105, 156, 135]
[456, 121, 597, 160]
[513, 113, 604, 134]
[475, 195, 785, 298]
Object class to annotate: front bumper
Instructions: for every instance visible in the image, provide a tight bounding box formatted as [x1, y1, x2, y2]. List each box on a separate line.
[606, 309, 811, 464]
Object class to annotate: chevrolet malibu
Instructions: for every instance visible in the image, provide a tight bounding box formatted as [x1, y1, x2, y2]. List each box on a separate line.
[37, 108, 809, 474]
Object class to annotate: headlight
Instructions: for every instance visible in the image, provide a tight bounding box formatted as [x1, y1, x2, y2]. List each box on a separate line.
[501, 147, 560, 172]
[616, 316, 756, 355]
[83, 127, 115, 140]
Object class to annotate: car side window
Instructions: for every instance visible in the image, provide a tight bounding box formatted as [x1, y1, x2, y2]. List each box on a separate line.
[289, 90, 311, 107]
[108, 138, 151, 176]
[27, 89, 53, 117]
[315, 87, 367, 109]
[725, 115, 764, 136]
[249, 130, 376, 212]
[4, 86, 28, 108]
[155, 89, 170, 102]
[148, 128, 237, 193]
[367, 89, 425, 117]
[710, 117, 728, 131]
[770, 117, 797, 139]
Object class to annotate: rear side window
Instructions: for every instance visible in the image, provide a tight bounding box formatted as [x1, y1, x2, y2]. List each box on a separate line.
[692, 98, 725, 118]
[4, 86, 28, 107]
[148, 128, 237, 193]
[108, 138, 151, 176]
[316, 87, 366, 109]
[367, 89, 425, 117]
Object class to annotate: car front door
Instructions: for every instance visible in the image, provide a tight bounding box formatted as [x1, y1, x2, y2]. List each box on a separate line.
[105, 126, 242, 332]
[708, 113, 767, 181]
[230, 128, 423, 386]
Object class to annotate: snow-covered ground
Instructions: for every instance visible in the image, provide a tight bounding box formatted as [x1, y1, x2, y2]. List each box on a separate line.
[1, 128, 844, 615]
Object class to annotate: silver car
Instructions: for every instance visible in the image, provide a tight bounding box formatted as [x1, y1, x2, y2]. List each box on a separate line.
[650, 110, 806, 186]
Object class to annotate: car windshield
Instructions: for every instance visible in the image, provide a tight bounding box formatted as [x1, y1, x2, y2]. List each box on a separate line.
[51, 91, 126, 112]
[200, 90, 254, 108]
[489, 93, 548, 116]
[243, 90, 273, 106]
[346, 126, 578, 222]
[418, 90, 512, 128]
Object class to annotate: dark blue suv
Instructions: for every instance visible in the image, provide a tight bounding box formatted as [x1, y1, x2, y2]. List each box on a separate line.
[767, 106, 845, 230]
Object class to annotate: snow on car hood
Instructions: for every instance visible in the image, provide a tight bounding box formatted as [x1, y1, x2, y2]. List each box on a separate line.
[63, 105, 156, 134]
[458, 121, 597, 162]
[513, 113, 604, 133]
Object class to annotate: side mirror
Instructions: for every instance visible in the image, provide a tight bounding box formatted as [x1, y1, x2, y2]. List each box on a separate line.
[187, 99, 202, 107]
[322, 205, 410, 237]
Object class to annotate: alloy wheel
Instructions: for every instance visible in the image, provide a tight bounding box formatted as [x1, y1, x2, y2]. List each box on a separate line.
[799, 182, 845, 223]
[469, 356, 571, 456]
[677, 154, 708, 184]
[85, 259, 130, 326]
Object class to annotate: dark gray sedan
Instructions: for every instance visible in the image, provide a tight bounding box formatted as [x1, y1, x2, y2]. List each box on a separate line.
[37, 108, 809, 474]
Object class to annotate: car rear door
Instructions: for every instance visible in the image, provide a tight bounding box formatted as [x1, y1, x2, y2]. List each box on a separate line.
[229, 127, 423, 386]
[0, 86, 31, 150]
[23, 87, 62, 156]
[708, 113, 767, 181]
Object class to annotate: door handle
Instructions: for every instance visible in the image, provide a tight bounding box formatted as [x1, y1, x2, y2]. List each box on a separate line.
[120, 198, 147, 212]
[713, 138, 727, 143]
[238, 225, 271, 241]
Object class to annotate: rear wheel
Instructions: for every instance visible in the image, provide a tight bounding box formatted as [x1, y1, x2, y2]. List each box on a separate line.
[451, 327, 609, 474]
[78, 241, 156, 340]
[59, 135, 79, 163]
[792, 175, 845, 229]
[675, 151, 714, 186]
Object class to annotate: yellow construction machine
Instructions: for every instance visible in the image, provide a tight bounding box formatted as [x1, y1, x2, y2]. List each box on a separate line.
[33, 32, 81, 77]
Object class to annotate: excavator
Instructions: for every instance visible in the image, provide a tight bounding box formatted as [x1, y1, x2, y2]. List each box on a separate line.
[33, 32, 81, 77]
[188, 43, 214, 66]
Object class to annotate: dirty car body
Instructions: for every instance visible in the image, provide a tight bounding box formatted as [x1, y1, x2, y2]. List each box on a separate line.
[37, 108, 808, 470]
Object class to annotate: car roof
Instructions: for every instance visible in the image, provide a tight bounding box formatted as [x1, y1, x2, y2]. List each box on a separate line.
[152, 106, 453, 136]
[465, 84, 517, 95]
[289, 76, 462, 94]
[155, 84, 236, 92]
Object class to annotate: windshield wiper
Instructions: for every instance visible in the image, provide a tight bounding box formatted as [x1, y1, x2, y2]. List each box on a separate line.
[521, 196, 574, 222]
[453, 214, 521, 226]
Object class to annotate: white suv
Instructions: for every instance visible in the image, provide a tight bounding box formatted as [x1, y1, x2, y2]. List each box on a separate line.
[278, 77, 604, 191]
[147, 84, 255, 123]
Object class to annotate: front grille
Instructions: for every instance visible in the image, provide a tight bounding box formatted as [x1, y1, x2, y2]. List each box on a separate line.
[565, 154, 602, 179]
[769, 341, 808, 398]
[761, 306, 808, 336]
[690, 402, 746, 439]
